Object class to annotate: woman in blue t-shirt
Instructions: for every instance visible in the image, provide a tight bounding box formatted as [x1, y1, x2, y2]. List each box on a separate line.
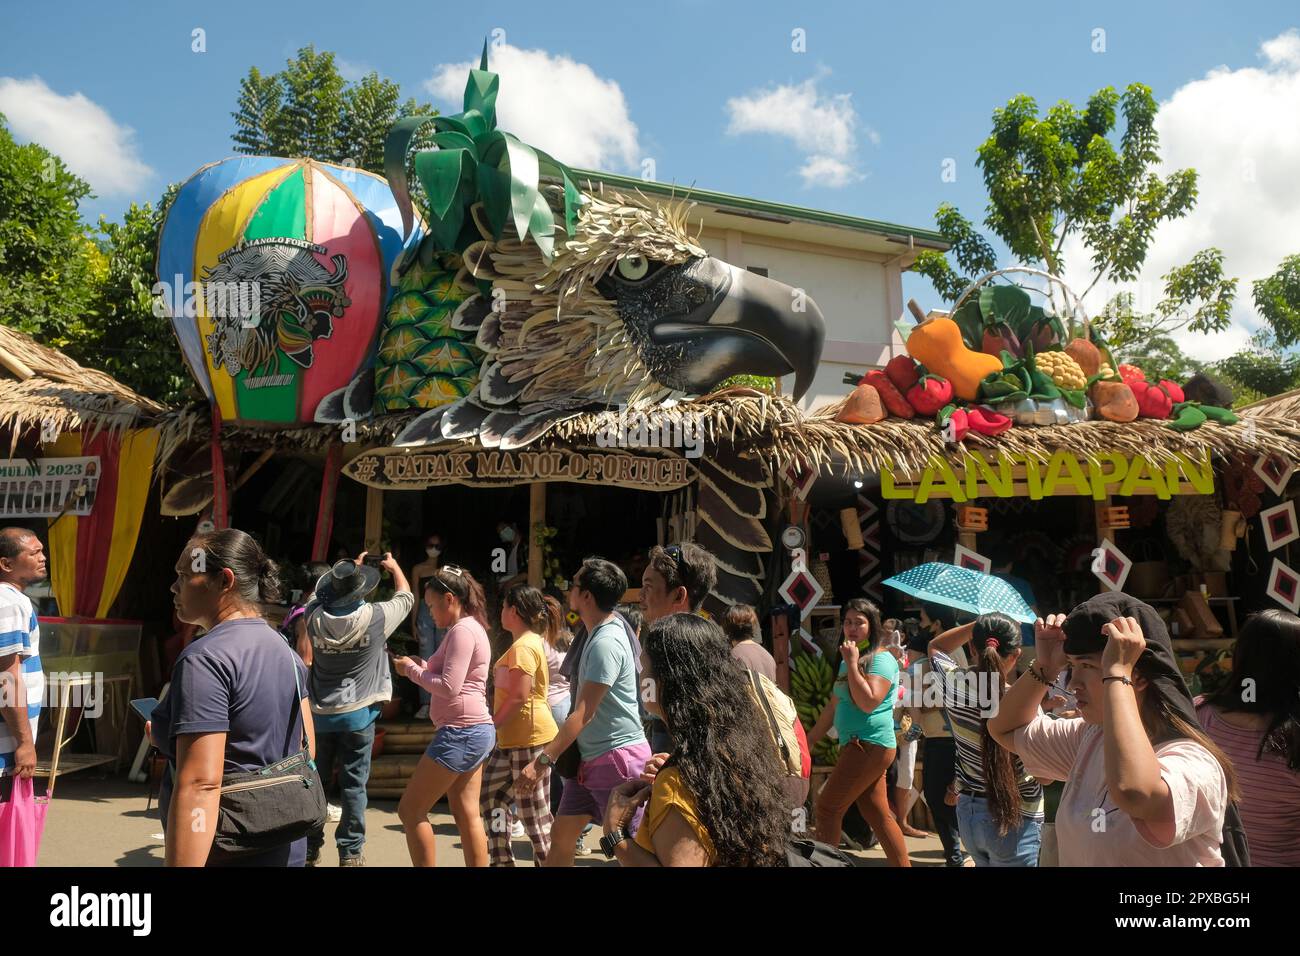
[807, 598, 909, 865]
[150, 528, 316, 867]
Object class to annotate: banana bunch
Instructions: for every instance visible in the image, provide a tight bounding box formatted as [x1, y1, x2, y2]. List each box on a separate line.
[812, 737, 840, 766]
[790, 653, 840, 766]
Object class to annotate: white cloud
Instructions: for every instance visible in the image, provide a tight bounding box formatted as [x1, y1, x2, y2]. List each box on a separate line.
[798, 155, 858, 188]
[426, 44, 640, 171]
[0, 76, 153, 197]
[725, 74, 873, 188]
[1061, 30, 1300, 362]
[336, 59, 374, 82]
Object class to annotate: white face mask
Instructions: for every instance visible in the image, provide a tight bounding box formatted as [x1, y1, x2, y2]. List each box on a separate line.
[426, 546, 441, 558]
[499, 528, 517, 544]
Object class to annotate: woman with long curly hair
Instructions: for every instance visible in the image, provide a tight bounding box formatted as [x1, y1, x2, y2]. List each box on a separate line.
[601, 613, 790, 866]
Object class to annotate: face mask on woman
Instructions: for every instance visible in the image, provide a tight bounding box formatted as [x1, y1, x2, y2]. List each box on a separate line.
[426, 546, 441, 558]
[499, 527, 517, 544]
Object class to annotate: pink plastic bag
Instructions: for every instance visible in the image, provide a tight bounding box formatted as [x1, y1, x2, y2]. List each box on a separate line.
[0, 776, 48, 867]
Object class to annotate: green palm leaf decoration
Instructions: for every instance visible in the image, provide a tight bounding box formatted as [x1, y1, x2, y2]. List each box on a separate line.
[384, 41, 581, 260]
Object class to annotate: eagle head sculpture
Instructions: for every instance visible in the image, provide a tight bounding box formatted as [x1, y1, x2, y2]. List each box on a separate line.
[316, 45, 825, 451]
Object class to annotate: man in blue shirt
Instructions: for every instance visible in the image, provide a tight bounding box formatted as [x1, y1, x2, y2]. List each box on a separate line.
[518, 557, 650, 866]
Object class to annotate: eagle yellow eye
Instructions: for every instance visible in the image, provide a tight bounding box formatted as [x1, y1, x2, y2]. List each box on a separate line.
[616, 256, 650, 281]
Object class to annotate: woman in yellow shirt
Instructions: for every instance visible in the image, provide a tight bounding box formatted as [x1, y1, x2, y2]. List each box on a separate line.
[602, 613, 790, 866]
[480, 585, 560, 866]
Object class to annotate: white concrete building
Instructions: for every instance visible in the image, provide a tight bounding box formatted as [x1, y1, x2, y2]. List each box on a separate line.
[577, 169, 948, 410]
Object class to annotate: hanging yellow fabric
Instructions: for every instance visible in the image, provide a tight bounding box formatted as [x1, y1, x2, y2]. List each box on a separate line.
[45, 432, 83, 616]
[95, 428, 158, 617]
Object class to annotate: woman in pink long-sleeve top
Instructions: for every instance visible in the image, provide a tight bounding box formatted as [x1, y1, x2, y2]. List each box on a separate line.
[393, 565, 495, 866]
[1196, 610, 1300, 866]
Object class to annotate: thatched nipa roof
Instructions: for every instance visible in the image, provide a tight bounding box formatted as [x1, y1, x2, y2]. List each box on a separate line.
[552, 392, 1300, 476]
[158, 388, 1300, 481]
[0, 324, 169, 454]
[1239, 388, 1300, 423]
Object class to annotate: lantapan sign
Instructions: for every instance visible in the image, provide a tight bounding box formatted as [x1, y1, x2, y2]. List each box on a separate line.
[881, 451, 1215, 503]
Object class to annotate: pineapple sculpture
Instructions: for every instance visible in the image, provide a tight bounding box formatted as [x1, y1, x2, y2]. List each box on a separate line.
[374, 238, 483, 411]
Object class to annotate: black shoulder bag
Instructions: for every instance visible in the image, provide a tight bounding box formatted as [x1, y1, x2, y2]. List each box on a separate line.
[212, 662, 327, 856]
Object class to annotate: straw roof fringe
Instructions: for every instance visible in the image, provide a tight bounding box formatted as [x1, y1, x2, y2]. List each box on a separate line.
[1239, 388, 1300, 423]
[158, 390, 1300, 480]
[0, 324, 167, 455]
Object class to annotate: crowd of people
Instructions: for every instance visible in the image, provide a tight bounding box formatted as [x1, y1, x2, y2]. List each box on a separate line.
[2, 521, 1297, 869]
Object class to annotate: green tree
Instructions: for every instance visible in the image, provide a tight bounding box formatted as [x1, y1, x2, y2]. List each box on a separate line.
[1113, 330, 1203, 384]
[914, 85, 1235, 347]
[1213, 332, 1300, 403]
[0, 114, 100, 343]
[1252, 253, 1300, 347]
[66, 185, 196, 405]
[231, 47, 436, 173]
[231, 67, 282, 156]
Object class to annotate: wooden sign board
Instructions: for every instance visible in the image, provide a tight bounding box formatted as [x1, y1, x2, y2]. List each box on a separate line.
[0, 457, 102, 518]
[881, 450, 1214, 503]
[344, 446, 695, 491]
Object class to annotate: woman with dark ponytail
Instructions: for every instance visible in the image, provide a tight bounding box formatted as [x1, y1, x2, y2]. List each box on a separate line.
[393, 565, 494, 866]
[478, 585, 561, 865]
[150, 528, 317, 866]
[929, 612, 1043, 866]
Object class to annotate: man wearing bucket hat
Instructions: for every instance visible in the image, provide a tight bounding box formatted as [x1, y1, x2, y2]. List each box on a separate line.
[304, 552, 412, 866]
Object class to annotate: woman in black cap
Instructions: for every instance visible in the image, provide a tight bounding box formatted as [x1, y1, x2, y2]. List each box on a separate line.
[988, 591, 1246, 866]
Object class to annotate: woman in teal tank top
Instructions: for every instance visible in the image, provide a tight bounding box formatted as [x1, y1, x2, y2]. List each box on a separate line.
[807, 598, 910, 866]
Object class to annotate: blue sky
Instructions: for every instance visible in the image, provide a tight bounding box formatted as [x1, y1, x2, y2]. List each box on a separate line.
[3, 0, 1298, 358]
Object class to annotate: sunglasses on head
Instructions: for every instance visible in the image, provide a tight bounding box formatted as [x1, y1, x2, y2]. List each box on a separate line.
[429, 565, 467, 595]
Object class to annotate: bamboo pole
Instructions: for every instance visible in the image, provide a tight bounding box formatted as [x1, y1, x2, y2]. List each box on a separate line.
[311, 443, 342, 562]
[528, 482, 545, 588]
[233, 448, 275, 491]
[0, 345, 37, 381]
[365, 486, 384, 554]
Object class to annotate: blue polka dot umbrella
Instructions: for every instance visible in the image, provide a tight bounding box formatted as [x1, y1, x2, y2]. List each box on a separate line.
[882, 563, 1035, 623]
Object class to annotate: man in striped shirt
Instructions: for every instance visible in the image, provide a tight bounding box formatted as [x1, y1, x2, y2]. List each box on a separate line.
[0, 528, 46, 780]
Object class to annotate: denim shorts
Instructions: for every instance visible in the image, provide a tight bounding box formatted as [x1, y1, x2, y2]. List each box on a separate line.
[425, 723, 496, 773]
[956, 793, 1042, 867]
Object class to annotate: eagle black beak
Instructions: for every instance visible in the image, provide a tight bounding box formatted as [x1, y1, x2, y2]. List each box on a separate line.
[646, 258, 825, 400]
